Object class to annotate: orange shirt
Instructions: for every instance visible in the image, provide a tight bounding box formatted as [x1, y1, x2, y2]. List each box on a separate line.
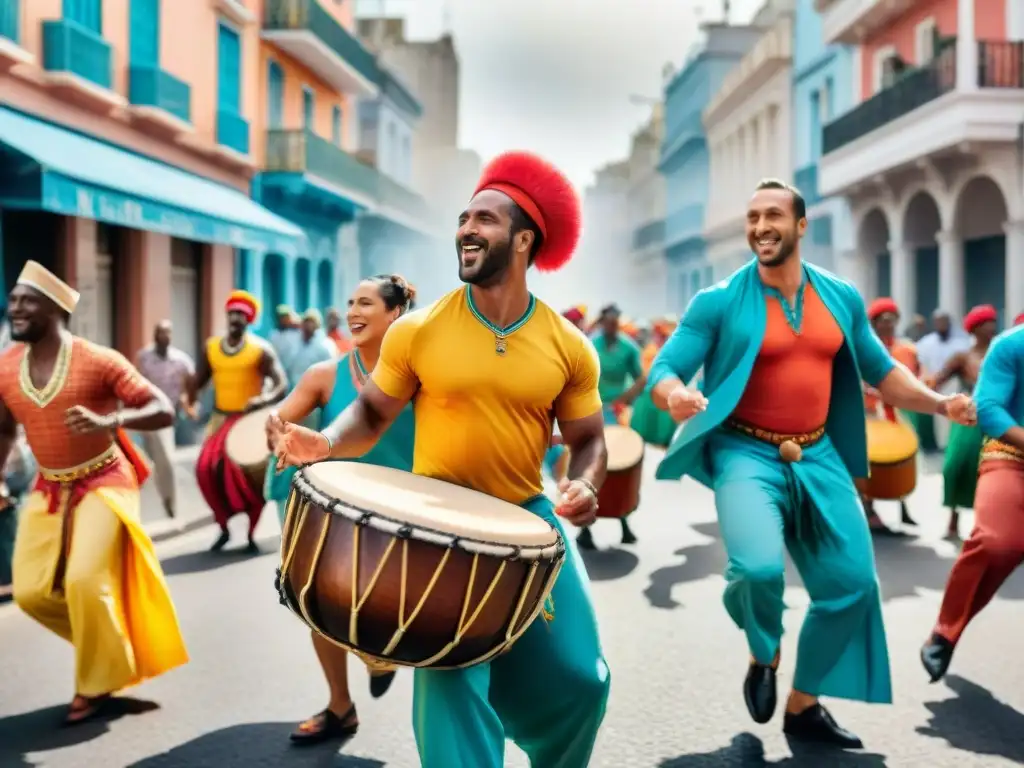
[0, 337, 155, 470]
[864, 338, 917, 416]
[732, 284, 844, 433]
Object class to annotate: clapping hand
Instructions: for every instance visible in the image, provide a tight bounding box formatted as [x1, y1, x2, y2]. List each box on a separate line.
[268, 413, 331, 469]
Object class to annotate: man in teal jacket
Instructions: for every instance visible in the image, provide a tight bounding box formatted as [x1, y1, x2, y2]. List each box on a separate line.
[647, 179, 976, 749]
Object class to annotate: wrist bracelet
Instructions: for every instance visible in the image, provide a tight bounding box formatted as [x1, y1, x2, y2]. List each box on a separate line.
[319, 432, 334, 455]
[576, 478, 599, 498]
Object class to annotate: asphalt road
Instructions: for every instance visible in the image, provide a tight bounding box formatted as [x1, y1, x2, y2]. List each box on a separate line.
[1, 448, 1023, 768]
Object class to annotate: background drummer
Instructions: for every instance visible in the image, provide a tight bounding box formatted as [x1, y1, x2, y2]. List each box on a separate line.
[265, 274, 416, 746]
[579, 303, 646, 550]
[271, 151, 611, 768]
[863, 297, 920, 532]
[185, 291, 285, 553]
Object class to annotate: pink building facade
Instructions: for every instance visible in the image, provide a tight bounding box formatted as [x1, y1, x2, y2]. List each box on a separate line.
[0, 0, 308, 361]
[816, 0, 1024, 323]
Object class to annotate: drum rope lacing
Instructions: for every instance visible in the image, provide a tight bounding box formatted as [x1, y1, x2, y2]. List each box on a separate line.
[276, 469, 565, 669]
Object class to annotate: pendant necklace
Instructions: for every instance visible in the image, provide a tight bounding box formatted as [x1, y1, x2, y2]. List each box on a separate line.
[222, 335, 246, 356]
[350, 349, 370, 389]
[465, 288, 537, 357]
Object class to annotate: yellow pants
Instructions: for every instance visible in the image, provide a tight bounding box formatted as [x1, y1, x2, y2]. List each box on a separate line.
[12, 486, 185, 696]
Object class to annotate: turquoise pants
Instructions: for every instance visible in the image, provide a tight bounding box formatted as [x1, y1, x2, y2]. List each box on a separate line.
[710, 430, 892, 703]
[412, 495, 610, 767]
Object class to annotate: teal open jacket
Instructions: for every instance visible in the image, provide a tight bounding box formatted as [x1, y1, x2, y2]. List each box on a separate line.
[647, 261, 896, 486]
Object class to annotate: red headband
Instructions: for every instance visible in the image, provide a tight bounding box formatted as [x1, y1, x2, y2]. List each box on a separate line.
[963, 304, 998, 333]
[868, 297, 899, 321]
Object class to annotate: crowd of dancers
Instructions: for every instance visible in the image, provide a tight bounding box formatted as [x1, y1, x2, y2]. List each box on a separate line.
[0, 150, 1022, 766]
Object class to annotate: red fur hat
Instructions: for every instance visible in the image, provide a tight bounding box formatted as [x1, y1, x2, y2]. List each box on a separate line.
[963, 304, 997, 333]
[474, 151, 581, 272]
[867, 297, 899, 321]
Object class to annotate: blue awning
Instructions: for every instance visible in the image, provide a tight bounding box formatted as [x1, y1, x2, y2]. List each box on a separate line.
[0, 107, 305, 256]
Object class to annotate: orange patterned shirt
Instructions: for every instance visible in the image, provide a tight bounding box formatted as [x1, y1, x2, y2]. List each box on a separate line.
[0, 337, 156, 470]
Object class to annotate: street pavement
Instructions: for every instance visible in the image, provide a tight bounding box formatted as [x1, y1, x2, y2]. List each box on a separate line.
[1, 448, 1023, 767]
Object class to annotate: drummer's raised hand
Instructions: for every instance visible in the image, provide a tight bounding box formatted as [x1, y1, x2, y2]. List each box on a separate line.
[942, 393, 977, 426]
[274, 423, 331, 469]
[556, 478, 599, 527]
[667, 385, 708, 422]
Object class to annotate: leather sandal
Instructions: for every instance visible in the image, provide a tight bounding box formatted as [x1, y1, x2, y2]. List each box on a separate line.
[289, 704, 358, 745]
[64, 694, 111, 726]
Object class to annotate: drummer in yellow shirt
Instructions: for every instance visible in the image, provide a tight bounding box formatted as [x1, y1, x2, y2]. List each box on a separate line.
[272, 151, 610, 768]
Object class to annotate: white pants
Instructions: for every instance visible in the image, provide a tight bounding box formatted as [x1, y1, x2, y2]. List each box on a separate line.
[140, 427, 177, 511]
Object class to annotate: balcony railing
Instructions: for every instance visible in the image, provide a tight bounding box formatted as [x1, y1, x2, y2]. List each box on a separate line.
[128, 65, 191, 123]
[823, 46, 956, 155]
[978, 40, 1024, 88]
[664, 204, 704, 245]
[265, 129, 379, 201]
[41, 19, 112, 89]
[632, 219, 665, 250]
[263, 0, 379, 87]
[217, 109, 250, 155]
[0, 0, 19, 42]
[794, 164, 819, 205]
[379, 69, 422, 118]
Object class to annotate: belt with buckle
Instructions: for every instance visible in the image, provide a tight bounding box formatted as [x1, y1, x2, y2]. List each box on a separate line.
[725, 419, 826, 463]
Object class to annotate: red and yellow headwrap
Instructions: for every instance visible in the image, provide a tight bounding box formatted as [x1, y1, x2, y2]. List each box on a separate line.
[473, 151, 582, 272]
[867, 297, 899, 321]
[963, 304, 998, 333]
[225, 289, 260, 324]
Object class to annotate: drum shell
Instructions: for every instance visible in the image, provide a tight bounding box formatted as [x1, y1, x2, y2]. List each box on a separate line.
[279, 486, 563, 669]
[855, 458, 917, 500]
[596, 457, 643, 518]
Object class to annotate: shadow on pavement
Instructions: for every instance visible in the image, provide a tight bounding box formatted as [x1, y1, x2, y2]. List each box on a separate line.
[659, 732, 888, 766]
[579, 546, 639, 581]
[127, 723, 385, 768]
[642, 522, 1024, 610]
[0, 698, 159, 768]
[916, 674, 1024, 763]
[160, 535, 282, 577]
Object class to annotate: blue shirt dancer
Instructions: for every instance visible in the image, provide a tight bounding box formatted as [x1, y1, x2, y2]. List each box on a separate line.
[921, 323, 1024, 682]
[647, 179, 976, 748]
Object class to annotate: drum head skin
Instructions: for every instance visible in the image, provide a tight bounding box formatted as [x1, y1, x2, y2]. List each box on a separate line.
[604, 425, 645, 471]
[865, 418, 919, 464]
[303, 463, 559, 549]
[225, 407, 275, 467]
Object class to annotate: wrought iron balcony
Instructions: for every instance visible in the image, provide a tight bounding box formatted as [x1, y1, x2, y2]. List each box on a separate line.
[217, 109, 250, 155]
[978, 40, 1024, 89]
[262, 0, 380, 97]
[823, 47, 956, 155]
[128, 65, 191, 124]
[632, 219, 665, 250]
[41, 18, 112, 89]
[794, 164, 819, 205]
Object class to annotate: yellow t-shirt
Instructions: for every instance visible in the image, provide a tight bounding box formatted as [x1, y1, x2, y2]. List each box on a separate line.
[372, 287, 602, 504]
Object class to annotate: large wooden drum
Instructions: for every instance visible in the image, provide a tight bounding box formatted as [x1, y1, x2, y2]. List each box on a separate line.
[856, 415, 919, 500]
[278, 463, 565, 669]
[225, 407, 275, 491]
[596, 425, 645, 518]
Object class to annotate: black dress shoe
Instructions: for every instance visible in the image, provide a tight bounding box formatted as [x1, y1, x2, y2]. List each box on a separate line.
[369, 670, 396, 698]
[577, 527, 596, 550]
[210, 530, 230, 552]
[920, 633, 955, 683]
[743, 663, 777, 724]
[784, 704, 863, 748]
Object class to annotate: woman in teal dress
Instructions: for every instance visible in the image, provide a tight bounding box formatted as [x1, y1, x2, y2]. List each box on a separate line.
[265, 273, 417, 746]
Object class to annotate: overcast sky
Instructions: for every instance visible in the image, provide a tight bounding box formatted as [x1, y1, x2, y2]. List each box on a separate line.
[358, 0, 764, 189]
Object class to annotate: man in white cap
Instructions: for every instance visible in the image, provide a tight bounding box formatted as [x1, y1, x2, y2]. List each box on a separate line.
[0, 261, 188, 726]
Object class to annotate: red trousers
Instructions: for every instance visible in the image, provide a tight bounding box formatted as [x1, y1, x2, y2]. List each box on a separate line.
[935, 459, 1024, 643]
